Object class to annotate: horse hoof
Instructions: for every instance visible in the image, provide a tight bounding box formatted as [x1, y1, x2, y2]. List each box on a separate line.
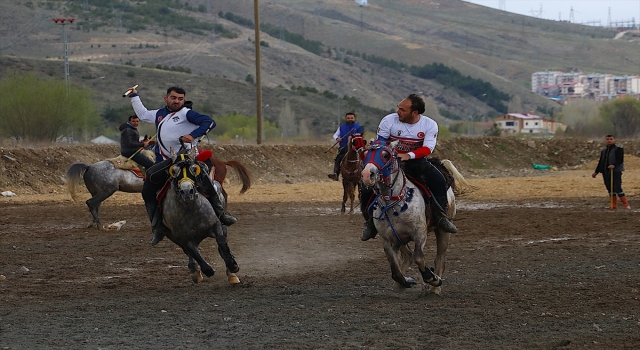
[191, 270, 204, 283]
[404, 277, 417, 287]
[227, 274, 240, 285]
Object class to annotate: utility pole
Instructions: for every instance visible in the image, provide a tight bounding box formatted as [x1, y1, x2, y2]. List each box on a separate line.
[254, 0, 263, 144]
[53, 17, 75, 94]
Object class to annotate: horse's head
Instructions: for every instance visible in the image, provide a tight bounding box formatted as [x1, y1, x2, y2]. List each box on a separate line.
[361, 140, 398, 187]
[168, 147, 202, 201]
[350, 133, 367, 154]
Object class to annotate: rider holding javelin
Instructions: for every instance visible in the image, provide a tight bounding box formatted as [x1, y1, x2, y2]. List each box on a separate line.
[328, 112, 364, 181]
[360, 94, 457, 241]
[126, 85, 238, 246]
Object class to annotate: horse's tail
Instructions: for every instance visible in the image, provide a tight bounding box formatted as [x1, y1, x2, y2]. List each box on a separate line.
[66, 162, 89, 201]
[441, 159, 474, 196]
[223, 160, 252, 194]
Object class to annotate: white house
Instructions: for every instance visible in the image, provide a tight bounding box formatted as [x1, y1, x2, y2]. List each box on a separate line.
[494, 113, 567, 135]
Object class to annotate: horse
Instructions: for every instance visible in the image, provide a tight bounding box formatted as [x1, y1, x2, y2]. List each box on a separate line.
[340, 134, 366, 214]
[161, 146, 240, 284]
[361, 140, 466, 295]
[65, 149, 251, 229]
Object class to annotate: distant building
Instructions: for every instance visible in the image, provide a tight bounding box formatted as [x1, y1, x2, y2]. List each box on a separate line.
[532, 70, 640, 101]
[91, 135, 118, 144]
[493, 113, 566, 135]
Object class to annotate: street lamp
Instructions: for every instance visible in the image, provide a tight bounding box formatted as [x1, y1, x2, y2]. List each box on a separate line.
[53, 17, 75, 93]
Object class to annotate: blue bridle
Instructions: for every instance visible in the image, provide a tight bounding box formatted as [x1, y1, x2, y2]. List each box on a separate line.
[362, 140, 398, 185]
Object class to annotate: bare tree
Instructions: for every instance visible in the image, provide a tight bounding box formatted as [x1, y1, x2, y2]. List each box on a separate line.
[277, 99, 296, 139]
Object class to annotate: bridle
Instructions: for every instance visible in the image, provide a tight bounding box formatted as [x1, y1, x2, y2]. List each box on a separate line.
[362, 140, 413, 245]
[169, 151, 202, 201]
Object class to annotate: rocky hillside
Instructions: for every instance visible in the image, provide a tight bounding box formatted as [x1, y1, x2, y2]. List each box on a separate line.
[2, 137, 639, 195]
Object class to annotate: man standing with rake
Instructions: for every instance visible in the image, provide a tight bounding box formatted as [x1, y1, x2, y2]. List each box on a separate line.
[592, 134, 630, 210]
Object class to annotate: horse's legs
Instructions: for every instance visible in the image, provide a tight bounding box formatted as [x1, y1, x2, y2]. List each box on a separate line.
[181, 243, 215, 277]
[413, 232, 442, 288]
[215, 224, 239, 273]
[341, 181, 348, 214]
[429, 228, 450, 295]
[347, 182, 356, 215]
[85, 189, 116, 229]
[383, 242, 416, 288]
[188, 256, 204, 283]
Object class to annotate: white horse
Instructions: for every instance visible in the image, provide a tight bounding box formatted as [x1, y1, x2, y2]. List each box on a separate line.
[361, 140, 465, 295]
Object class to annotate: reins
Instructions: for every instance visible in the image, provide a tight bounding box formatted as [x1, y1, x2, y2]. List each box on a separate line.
[365, 142, 410, 245]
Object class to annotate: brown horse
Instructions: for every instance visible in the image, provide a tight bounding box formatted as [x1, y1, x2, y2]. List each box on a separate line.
[66, 150, 251, 229]
[340, 134, 366, 214]
[197, 149, 252, 202]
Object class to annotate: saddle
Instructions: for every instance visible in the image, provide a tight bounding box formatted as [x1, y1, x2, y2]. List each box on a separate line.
[107, 150, 155, 177]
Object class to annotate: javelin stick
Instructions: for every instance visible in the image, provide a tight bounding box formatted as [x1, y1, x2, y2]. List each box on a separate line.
[122, 84, 138, 97]
[324, 139, 340, 153]
[128, 134, 156, 161]
[610, 169, 614, 209]
[324, 127, 356, 153]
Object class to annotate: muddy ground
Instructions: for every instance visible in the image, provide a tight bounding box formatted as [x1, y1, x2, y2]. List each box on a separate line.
[1, 141, 640, 349]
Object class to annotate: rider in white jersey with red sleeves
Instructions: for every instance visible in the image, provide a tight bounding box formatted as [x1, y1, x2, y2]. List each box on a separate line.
[376, 112, 438, 158]
[360, 94, 458, 241]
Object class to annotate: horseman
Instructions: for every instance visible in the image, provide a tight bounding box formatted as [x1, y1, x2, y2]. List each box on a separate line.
[126, 85, 238, 246]
[119, 115, 155, 174]
[328, 112, 364, 181]
[360, 94, 458, 241]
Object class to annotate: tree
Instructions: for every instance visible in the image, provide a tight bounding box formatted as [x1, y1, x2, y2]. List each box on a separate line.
[600, 97, 640, 138]
[507, 95, 523, 113]
[278, 99, 296, 139]
[0, 73, 100, 143]
[555, 99, 605, 136]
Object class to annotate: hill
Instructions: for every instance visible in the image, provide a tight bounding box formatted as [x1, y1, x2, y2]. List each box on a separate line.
[1, 0, 638, 139]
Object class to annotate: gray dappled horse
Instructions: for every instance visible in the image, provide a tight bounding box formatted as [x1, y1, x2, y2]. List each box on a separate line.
[340, 134, 366, 214]
[361, 140, 465, 295]
[162, 147, 240, 284]
[66, 150, 251, 229]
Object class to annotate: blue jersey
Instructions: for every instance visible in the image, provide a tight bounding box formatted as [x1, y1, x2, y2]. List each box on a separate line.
[333, 122, 364, 148]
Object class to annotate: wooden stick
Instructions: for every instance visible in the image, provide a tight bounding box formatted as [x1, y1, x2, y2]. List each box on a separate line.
[610, 169, 614, 209]
[127, 134, 156, 161]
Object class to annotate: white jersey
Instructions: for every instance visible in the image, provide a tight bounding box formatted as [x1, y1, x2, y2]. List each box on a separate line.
[377, 113, 438, 155]
[156, 111, 199, 158]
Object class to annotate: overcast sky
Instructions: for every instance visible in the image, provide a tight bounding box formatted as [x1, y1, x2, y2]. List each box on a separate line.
[465, 0, 640, 26]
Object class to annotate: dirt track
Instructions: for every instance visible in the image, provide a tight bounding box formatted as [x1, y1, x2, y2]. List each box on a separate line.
[2, 162, 640, 349]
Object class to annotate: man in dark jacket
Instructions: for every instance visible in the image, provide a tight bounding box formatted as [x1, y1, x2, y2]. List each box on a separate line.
[119, 115, 155, 171]
[592, 134, 630, 209]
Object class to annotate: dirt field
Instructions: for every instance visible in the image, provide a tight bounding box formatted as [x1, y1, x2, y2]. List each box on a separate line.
[1, 142, 640, 349]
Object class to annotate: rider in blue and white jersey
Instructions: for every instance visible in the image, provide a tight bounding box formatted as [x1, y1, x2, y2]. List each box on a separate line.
[127, 86, 237, 246]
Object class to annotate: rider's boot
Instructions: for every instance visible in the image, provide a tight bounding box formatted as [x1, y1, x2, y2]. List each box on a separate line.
[361, 215, 378, 241]
[145, 200, 168, 245]
[433, 196, 458, 233]
[328, 159, 340, 181]
[200, 175, 238, 226]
